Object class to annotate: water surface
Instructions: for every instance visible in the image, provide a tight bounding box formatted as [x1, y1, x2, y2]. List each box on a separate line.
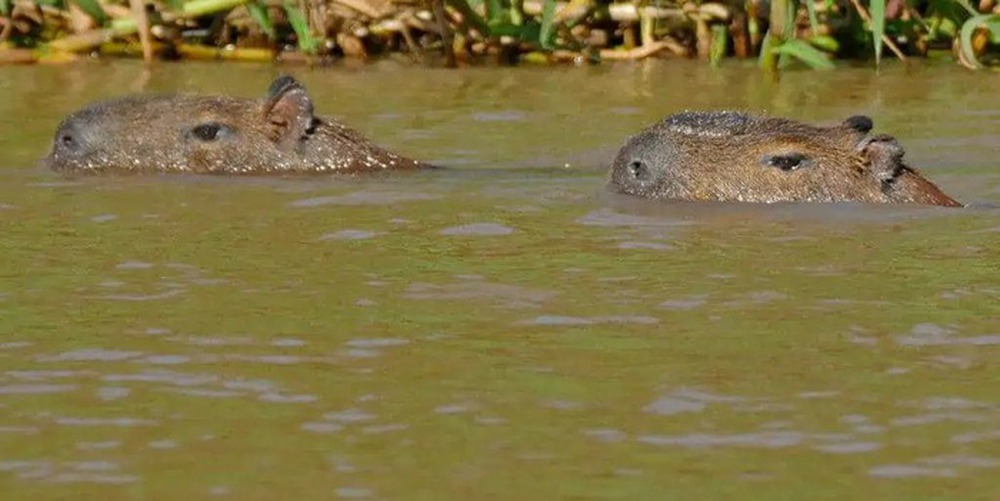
[1, 60, 998, 499]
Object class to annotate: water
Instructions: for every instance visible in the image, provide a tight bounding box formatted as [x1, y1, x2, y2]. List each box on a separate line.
[1, 60, 999, 499]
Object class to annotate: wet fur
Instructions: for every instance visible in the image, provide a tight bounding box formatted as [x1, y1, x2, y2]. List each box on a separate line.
[609, 111, 961, 207]
[45, 76, 430, 175]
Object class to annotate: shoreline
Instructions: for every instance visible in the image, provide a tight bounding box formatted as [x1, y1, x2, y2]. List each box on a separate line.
[1, 0, 997, 70]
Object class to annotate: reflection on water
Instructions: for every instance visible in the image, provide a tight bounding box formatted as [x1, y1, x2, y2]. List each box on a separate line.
[0, 60, 998, 498]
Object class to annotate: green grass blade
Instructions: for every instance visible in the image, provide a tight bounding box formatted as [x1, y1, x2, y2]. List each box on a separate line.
[783, 0, 796, 38]
[510, 0, 523, 25]
[808, 35, 839, 53]
[74, 0, 109, 25]
[283, 1, 319, 53]
[445, 0, 491, 37]
[771, 38, 836, 69]
[952, 0, 978, 16]
[804, 0, 819, 33]
[987, 19, 1000, 42]
[758, 30, 779, 70]
[485, 0, 504, 24]
[539, 0, 556, 49]
[183, 0, 247, 17]
[870, 0, 885, 67]
[247, 1, 277, 40]
[709, 24, 727, 66]
[0, 0, 10, 15]
[958, 14, 1000, 69]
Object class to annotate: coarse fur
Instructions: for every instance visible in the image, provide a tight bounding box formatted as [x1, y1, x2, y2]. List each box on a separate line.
[609, 111, 961, 207]
[44, 76, 429, 174]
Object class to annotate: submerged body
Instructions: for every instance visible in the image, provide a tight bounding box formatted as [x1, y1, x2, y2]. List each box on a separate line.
[609, 111, 961, 207]
[45, 76, 428, 174]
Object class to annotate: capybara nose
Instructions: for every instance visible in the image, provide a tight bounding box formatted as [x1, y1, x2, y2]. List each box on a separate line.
[54, 120, 85, 154]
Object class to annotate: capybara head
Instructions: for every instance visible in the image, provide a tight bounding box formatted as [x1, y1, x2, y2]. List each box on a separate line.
[609, 111, 961, 207]
[45, 76, 425, 174]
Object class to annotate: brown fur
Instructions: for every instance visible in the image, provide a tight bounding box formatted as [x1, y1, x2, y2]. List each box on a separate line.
[609, 112, 961, 207]
[44, 76, 430, 175]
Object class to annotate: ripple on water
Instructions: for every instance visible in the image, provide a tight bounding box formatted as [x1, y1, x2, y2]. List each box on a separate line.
[76, 441, 121, 450]
[301, 422, 345, 434]
[868, 455, 999, 479]
[102, 369, 217, 386]
[224, 354, 330, 365]
[89, 214, 118, 223]
[0, 426, 39, 435]
[404, 281, 557, 309]
[576, 209, 694, 228]
[896, 323, 1000, 346]
[439, 223, 514, 236]
[340, 349, 380, 358]
[912, 397, 994, 410]
[96, 387, 131, 401]
[0, 341, 33, 350]
[582, 429, 628, 443]
[0, 384, 76, 395]
[0, 459, 139, 484]
[320, 230, 381, 241]
[435, 402, 477, 414]
[951, 429, 1000, 444]
[101, 290, 186, 302]
[289, 191, 438, 207]
[643, 389, 750, 416]
[361, 423, 409, 435]
[7, 370, 91, 381]
[638, 431, 851, 449]
[475, 416, 507, 425]
[167, 335, 253, 346]
[258, 392, 318, 403]
[38, 349, 142, 362]
[869, 464, 958, 478]
[272, 338, 306, 347]
[518, 315, 659, 326]
[617, 241, 672, 250]
[115, 261, 154, 270]
[141, 355, 191, 365]
[167, 388, 244, 398]
[345, 338, 410, 348]
[813, 442, 882, 454]
[323, 409, 377, 424]
[722, 291, 788, 307]
[335, 487, 374, 499]
[53, 417, 157, 427]
[208, 486, 231, 496]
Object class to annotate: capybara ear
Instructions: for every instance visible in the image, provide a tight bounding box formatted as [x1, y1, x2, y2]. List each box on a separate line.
[843, 115, 874, 134]
[262, 76, 315, 151]
[856, 133, 905, 188]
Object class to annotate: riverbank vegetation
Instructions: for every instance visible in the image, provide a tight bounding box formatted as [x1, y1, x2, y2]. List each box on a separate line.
[1, 0, 999, 69]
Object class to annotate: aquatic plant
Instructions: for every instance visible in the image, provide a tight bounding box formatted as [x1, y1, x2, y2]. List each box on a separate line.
[0, 0, 998, 69]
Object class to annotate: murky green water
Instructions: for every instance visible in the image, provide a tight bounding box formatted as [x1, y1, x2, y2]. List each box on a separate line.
[1, 60, 999, 499]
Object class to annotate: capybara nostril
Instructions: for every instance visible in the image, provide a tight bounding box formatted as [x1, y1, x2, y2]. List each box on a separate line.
[629, 159, 651, 181]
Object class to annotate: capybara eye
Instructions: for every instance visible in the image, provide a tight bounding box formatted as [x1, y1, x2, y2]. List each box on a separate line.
[629, 159, 652, 181]
[763, 153, 809, 171]
[189, 123, 229, 142]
